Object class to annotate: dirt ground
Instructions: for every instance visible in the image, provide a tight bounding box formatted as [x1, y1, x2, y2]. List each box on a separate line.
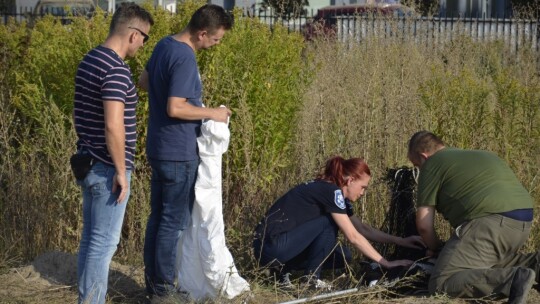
[1, 251, 540, 304]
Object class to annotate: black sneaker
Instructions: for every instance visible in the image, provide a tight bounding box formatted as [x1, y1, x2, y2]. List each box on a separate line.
[508, 267, 535, 304]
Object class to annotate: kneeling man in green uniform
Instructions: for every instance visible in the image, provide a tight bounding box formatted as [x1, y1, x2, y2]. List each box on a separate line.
[408, 130, 539, 304]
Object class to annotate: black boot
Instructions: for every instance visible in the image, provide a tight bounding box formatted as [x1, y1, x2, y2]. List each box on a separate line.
[508, 267, 535, 304]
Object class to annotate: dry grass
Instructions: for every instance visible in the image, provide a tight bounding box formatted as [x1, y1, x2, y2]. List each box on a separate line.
[293, 31, 540, 251]
[0, 14, 539, 304]
[2, 256, 533, 304]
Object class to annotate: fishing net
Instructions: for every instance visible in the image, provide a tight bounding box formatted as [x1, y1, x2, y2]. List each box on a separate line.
[359, 167, 432, 295]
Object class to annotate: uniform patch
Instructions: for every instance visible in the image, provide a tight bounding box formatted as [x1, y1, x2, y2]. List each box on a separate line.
[334, 190, 346, 209]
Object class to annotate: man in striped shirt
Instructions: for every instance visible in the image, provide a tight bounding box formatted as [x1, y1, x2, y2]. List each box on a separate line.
[72, 3, 153, 304]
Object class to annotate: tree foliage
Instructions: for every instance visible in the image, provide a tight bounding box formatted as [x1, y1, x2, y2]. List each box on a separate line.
[401, 0, 438, 16]
[511, 0, 540, 18]
[261, 0, 309, 19]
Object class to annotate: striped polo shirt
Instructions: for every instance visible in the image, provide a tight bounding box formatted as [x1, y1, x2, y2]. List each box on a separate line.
[73, 45, 138, 170]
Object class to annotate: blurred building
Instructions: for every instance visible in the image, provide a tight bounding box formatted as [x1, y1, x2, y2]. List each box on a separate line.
[209, 0, 513, 18]
[439, 0, 513, 18]
[95, 0, 176, 12]
[2, 0, 176, 17]
[212, 0, 402, 16]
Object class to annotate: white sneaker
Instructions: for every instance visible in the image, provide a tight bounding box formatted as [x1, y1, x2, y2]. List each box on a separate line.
[301, 276, 333, 291]
[277, 272, 295, 290]
[312, 279, 333, 291]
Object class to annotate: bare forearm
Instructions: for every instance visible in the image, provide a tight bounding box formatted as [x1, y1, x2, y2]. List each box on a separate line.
[416, 207, 442, 251]
[168, 102, 217, 120]
[364, 225, 401, 244]
[349, 233, 388, 266]
[417, 226, 442, 251]
[351, 216, 401, 244]
[337, 215, 388, 266]
[105, 124, 126, 175]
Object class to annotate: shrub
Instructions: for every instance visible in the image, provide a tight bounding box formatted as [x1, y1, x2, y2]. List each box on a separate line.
[0, 1, 309, 265]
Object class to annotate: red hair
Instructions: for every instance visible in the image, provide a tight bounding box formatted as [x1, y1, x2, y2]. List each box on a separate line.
[316, 156, 371, 188]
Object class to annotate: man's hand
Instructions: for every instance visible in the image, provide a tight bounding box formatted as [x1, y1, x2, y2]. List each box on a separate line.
[425, 241, 445, 257]
[112, 172, 128, 203]
[211, 107, 232, 123]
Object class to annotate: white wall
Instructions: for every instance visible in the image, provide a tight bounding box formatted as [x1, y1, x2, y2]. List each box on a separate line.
[210, 0, 406, 16]
[16, 0, 39, 12]
[210, 0, 331, 14]
[309, 0, 334, 11]
[96, 0, 175, 12]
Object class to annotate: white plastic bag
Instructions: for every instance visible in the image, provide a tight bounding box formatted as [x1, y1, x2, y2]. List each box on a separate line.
[177, 115, 250, 300]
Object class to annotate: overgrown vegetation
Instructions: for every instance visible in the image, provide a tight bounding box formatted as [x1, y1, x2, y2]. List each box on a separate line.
[0, 0, 309, 268]
[0, 3, 539, 303]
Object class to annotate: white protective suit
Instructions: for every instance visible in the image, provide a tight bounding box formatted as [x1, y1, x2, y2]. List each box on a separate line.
[177, 117, 250, 300]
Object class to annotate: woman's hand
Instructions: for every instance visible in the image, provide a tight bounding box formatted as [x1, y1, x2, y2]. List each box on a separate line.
[397, 235, 426, 249]
[381, 259, 414, 269]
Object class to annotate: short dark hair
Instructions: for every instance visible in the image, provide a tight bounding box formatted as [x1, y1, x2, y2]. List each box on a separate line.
[109, 2, 154, 34]
[407, 131, 445, 160]
[187, 4, 233, 34]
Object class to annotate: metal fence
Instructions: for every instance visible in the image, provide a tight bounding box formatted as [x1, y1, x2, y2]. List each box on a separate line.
[241, 8, 315, 33]
[333, 16, 540, 52]
[1, 6, 35, 24]
[248, 10, 539, 52]
[2, 7, 539, 53]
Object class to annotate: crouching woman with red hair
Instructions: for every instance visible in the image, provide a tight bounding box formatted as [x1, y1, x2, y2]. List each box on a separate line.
[253, 156, 425, 289]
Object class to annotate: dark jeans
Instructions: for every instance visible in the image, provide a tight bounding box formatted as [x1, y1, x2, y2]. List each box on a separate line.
[253, 215, 352, 278]
[143, 158, 198, 296]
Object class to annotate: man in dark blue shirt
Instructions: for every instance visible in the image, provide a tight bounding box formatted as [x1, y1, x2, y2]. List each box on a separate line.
[138, 4, 233, 299]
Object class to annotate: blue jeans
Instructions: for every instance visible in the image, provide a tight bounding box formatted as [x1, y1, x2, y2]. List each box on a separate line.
[143, 158, 198, 296]
[77, 162, 132, 304]
[253, 215, 352, 278]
